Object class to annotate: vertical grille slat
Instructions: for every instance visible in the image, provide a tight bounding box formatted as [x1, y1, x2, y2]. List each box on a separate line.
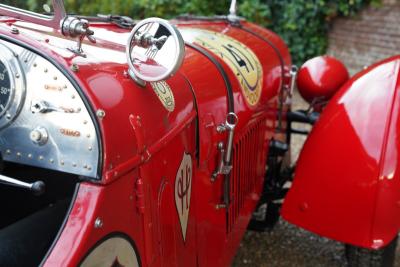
[227, 118, 267, 232]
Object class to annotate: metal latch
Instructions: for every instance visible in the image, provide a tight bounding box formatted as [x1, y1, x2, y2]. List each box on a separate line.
[62, 17, 96, 57]
[212, 112, 238, 181]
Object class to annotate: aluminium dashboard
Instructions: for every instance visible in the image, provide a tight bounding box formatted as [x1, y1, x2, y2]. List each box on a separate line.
[0, 40, 100, 178]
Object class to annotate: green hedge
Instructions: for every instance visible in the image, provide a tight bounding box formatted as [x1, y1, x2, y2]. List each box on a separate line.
[4, 0, 379, 65]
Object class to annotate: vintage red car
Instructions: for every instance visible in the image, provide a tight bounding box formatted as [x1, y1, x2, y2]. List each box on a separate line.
[0, 0, 397, 266]
[0, 1, 293, 266]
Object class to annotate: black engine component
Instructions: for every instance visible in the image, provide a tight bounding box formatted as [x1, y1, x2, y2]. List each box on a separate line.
[248, 139, 293, 232]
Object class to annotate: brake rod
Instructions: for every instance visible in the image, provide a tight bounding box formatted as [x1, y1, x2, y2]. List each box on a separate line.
[0, 174, 45, 196]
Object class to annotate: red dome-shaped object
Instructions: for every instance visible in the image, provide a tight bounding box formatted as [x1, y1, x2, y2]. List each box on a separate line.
[297, 55, 349, 104]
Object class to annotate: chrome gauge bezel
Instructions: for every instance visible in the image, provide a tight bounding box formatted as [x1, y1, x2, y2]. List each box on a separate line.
[0, 43, 26, 130]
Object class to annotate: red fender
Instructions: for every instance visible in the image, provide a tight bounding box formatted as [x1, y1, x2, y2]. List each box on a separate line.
[282, 56, 400, 249]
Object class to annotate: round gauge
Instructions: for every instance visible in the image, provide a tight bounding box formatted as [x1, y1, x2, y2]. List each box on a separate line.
[0, 42, 26, 129]
[0, 60, 13, 117]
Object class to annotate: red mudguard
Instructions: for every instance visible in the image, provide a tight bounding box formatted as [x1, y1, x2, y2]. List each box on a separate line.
[282, 56, 400, 249]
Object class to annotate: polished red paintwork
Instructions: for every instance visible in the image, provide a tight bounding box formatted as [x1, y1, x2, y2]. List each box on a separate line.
[0, 16, 291, 266]
[282, 56, 400, 249]
[297, 55, 349, 103]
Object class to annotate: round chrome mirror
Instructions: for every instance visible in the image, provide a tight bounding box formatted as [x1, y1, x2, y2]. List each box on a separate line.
[126, 18, 185, 86]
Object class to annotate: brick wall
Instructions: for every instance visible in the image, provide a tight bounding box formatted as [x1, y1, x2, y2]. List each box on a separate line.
[327, 0, 400, 74]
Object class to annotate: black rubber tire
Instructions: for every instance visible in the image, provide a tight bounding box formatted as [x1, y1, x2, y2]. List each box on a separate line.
[345, 236, 398, 267]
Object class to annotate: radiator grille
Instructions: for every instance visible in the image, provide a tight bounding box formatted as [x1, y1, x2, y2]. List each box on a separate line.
[227, 118, 267, 233]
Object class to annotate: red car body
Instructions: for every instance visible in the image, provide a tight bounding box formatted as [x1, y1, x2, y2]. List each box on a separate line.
[0, 3, 292, 266]
[282, 56, 400, 250]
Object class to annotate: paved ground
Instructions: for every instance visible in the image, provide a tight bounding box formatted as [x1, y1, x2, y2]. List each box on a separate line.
[232, 91, 400, 267]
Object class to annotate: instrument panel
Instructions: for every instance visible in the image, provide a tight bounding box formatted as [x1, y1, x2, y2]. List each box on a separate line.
[0, 40, 100, 178]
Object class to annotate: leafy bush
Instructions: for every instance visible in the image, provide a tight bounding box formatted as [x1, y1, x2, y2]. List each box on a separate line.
[2, 0, 379, 65]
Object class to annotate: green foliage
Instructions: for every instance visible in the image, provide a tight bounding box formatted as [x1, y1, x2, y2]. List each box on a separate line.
[238, 0, 377, 65]
[1, 0, 378, 65]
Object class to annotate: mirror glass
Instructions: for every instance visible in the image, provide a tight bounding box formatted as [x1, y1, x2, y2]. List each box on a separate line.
[127, 19, 184, 82]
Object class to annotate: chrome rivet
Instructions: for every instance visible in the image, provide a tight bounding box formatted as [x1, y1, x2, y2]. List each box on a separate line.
[83, 164, 88, 169]
[11, 27, 19, 34]
[87, 166, 92, 171]
[6, 149, 11, 155]
[71, 94, 76, 99]
[72, 162, 77, 167]
[39, 156, 44, 160]
[28, 154, 32, 159]
[60, 160, 65, 165]
[16, 152, 21, 157]
[49, 158, 54, 163]
[94, 217, 103, 228]
[6, 113, 11, 120]
[86, 133, 91, 138]
[77, 108, 82, 112]
[53, 76, 58, 80]
[71, 64, 79, 72]
[96, 109, 106, 119]
[88, 146, 93, 151]
[33, 63, 37, 67]
[63, 85, 68, 89]
[15, 73, 20, 79]
[44, 68, 48, 73]
[83, 120, 88, 125]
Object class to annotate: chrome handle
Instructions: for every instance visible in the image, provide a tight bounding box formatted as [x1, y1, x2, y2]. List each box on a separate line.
[212, 113, 238, 181]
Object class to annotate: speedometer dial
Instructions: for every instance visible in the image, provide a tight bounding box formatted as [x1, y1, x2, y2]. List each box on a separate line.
[0, 60, 12, 117]
[0, 43, 25, 129]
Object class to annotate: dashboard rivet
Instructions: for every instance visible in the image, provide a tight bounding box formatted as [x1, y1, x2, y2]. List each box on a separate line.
[49, 159, 54, 163]
[71, 94, 76, 99]
[86, 134, 91, 138]
[16, 152, 21, 157]
[11, 27, 19, 34]
[77, 108, 82, 112]
[53, 76, 58, 80]
[6, 113, 11, 120]
[83, 164, 88, 169]
[44, 68, 48, 73]
[83, 120, 88, 125]
[88, 146, 93, 151]
[71, 64, 79, 72]
[63, 85, 67, 89]
[96, 109, 106, 119]
[60, 160, 65, 165]
[87, 166, 92, 171]
[39, 156, 44, 160]
[6, 150, 11, 155]
[15, 73, 20, 79]
[72, 162, 77, 167]
[33, 63, 37, 68]
[28, 154, 32, 159]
